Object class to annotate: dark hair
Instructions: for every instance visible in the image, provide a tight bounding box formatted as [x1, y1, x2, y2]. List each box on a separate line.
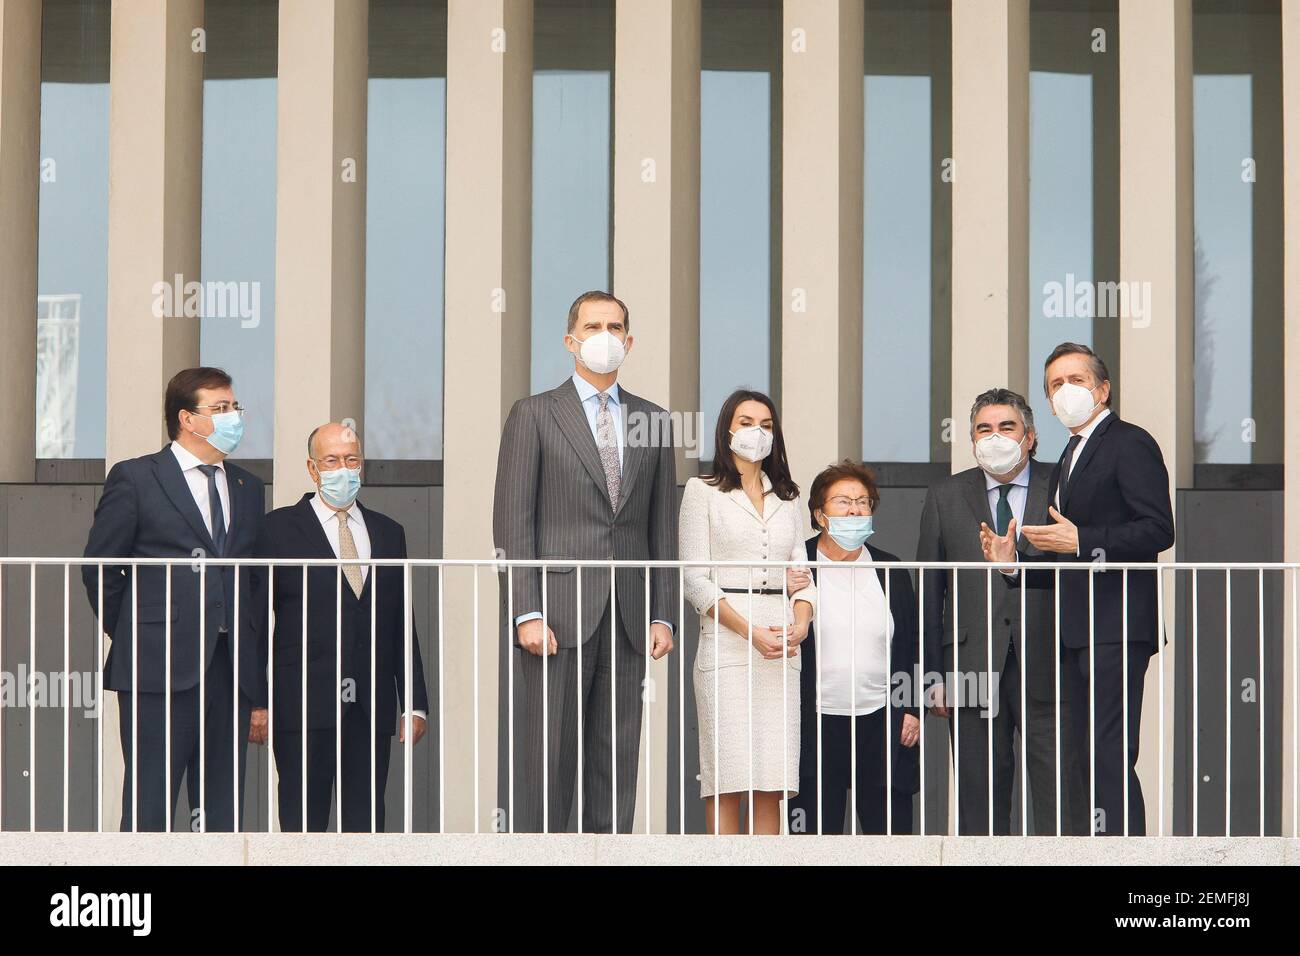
[1043, 342, 1111, 405]
[969, 387, 1039, 457]
[164, 367, 232, 440]
[808, 460, 881, 532]
[705, 389, 799, 501]
[567, 290, 629, 333]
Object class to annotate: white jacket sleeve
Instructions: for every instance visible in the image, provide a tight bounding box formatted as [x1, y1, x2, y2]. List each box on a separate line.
[788, 497, 816, 614]
[678, 477, 717, 616]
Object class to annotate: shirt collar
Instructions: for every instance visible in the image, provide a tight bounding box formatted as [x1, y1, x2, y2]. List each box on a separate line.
[571, 372, 620, 407]
[309, 491, 359, 526]
[984, 461, 1032, 492]
[1077, 407, 1111, 441]
[170, 440, 222, 473]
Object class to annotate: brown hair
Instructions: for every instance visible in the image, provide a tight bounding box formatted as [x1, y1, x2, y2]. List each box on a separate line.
[704, 389, 800, 501]
[164, 367, 232, 440]
[567, 290, 629, 333]
[808, 460, 881, 532]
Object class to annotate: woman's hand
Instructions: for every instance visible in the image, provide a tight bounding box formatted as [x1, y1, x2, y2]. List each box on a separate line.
[900, 713, 920, 748]
[747, 625, 799, 659]
[783, 619, 810, 647]
[785, 565, 811, 593]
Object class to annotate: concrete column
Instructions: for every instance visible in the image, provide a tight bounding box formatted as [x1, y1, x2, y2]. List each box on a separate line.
[102, 0, 205, 832]
[105, 0, 204, 467]
[780, 0, 863, 497]
[949, 0, 1029, 475]
[1282, 0, 1300, 838]
[271, 0, 368, 508]
[442, 0, 532, 833]
[0, 0, 39, 481]
[612, 0, 700, 835]
[1119, 0, 1193, 836]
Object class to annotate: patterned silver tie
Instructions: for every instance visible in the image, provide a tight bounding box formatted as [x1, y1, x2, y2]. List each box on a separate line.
[595, 391, 621, 511]
[337, 511, 365, 599]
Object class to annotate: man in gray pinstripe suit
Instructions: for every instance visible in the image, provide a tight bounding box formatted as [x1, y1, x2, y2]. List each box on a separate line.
[493, 290, 679, 834]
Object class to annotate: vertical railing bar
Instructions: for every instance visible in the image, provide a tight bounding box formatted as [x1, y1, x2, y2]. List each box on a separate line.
[370, 560, 377, 834]
[97, 565, 104, 834]
[199, 560, 206, 834]
[1226, 568, 1232, 836]
[986, 567, 993, 836]
[1054, 567, 1061, 837]
[1193, 568, 1199, 837]
[747, 566, 754, 836]
[713, 564, 720, 836]
[953, 569, 959, 836]
[474, 565, 481, 835]
[541, 564, 549, 835]
[782, 562, 789, 835]
[610, 561, 617, 833]
[62, 564, 70, 833]
[576, 565, 583, 834]
[233, 559, 241, 833]
[267, 563, 274, 833]
[336, 564, 343, 835]
[300, 563, 307, 833]
[507, 565, 514, 834]
[850, 563, 857, 837]
[131, 564, 137, 833]
[678, 566, 684, 834]
[885, 565, 893, 836]
[918, 564, 925, 836]
[1258, 567, 1265, 837]
[1122, 569, 1129, 837]
[1088, 567, 1095, 837]
[644, 565, 651, 834]
[30, 564, 37, 833]
[1157, 566, 1166, 837]
[439, 563, 446, 835]
[403, 559, 413, 834]
[1019, 557, 1027, 836]
[815, 559, 822, 836]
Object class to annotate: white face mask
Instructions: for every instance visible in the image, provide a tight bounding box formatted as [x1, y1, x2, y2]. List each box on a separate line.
[974, 432, 1027, 477]
[1052, 381, 1100, 429]
[572, 329, 626, 375]
[729, 425, 773, 463]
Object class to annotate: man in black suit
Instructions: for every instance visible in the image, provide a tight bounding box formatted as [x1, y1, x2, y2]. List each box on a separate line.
[982, 342, 1174, 836]
[83, 367, 265, 832]
[251, 422, 428, 832]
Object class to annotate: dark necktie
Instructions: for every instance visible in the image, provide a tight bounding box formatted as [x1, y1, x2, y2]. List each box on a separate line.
[1058, 434, 1083, 505]
[197, 464, 227, 556]
[995, 484, 1014, 536]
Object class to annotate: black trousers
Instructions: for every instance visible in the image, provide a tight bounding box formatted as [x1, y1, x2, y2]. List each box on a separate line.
[948, 643, 1089, 835]
[116, 633, 253, 832]
[788, 709, 914, 835]
[516, 606, 644, 834]
[1063, 641, 1152, 836]
[273, 702, 394, 832]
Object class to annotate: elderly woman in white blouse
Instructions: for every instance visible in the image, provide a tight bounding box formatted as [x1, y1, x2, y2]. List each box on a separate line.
[679, 389, 815, 834]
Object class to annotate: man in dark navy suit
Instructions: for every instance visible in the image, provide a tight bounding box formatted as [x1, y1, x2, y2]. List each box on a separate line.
[250, 422, 428, 832]
[83, 367, 265, 832]
[982, 342, 1174, 836]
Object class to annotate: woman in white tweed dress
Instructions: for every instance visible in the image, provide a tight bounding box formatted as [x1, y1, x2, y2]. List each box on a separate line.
[680, 390, 815, 834]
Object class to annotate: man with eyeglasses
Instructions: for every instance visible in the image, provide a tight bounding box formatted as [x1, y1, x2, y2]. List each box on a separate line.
[248, 422, 428, 832]
[82, 367, 265, 832]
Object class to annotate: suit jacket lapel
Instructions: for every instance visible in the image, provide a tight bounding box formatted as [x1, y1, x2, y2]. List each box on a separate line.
[612, 390, 647, 517]
[152, 447, 218, 554]
[224, 466, 256, 554]
[551, 380, 614, 507]
[961, 468, 991, 527]
[1023, 458, 1051, 524]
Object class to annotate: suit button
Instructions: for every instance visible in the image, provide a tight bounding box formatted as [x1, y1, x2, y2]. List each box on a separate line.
[216, 602, 224, 609]
[1003, 618, 1010, 625]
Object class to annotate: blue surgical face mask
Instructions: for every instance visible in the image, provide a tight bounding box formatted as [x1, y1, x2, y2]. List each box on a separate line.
[197, 411, 244, 456]
[318, 466, 362, 509]
[826, 515, 874, 551]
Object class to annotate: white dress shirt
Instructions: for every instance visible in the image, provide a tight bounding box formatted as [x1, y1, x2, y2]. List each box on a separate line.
[571, 371, 624, 469]
[309, 492, 370, 585]
[813, 546, 891, 716]
[985, 462, 1030, 540]
[309, 493, 424, 722]
[170, 440, 231, 538]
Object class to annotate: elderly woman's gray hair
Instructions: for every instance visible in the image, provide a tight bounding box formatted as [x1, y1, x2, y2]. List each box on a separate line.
[968, 388, 1037, 454]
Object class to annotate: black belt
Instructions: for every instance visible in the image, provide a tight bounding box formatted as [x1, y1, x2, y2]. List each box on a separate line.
[720, 587, 786, 596]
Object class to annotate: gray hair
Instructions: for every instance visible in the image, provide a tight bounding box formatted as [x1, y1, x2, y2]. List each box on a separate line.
[1042, 341, 1110, 403]
[969, 388, 1037, 455]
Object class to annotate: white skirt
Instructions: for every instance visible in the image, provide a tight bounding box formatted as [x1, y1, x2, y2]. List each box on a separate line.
[693, 592, 801, 799]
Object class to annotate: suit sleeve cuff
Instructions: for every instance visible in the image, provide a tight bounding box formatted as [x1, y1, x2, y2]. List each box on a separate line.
[514, 611, 543, 627]
[652, 619, 675, 636]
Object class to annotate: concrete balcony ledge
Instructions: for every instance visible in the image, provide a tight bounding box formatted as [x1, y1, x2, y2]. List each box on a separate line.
[1, 833, 1298, 866]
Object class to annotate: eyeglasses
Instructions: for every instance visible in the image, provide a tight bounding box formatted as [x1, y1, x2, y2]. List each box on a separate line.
[313, 456, 363, 470]
[826, 496, 873, 510]
[193, 402, 246, 417]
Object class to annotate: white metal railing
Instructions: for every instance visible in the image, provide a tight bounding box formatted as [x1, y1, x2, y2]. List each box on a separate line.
[0, 556, 1295, 838]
